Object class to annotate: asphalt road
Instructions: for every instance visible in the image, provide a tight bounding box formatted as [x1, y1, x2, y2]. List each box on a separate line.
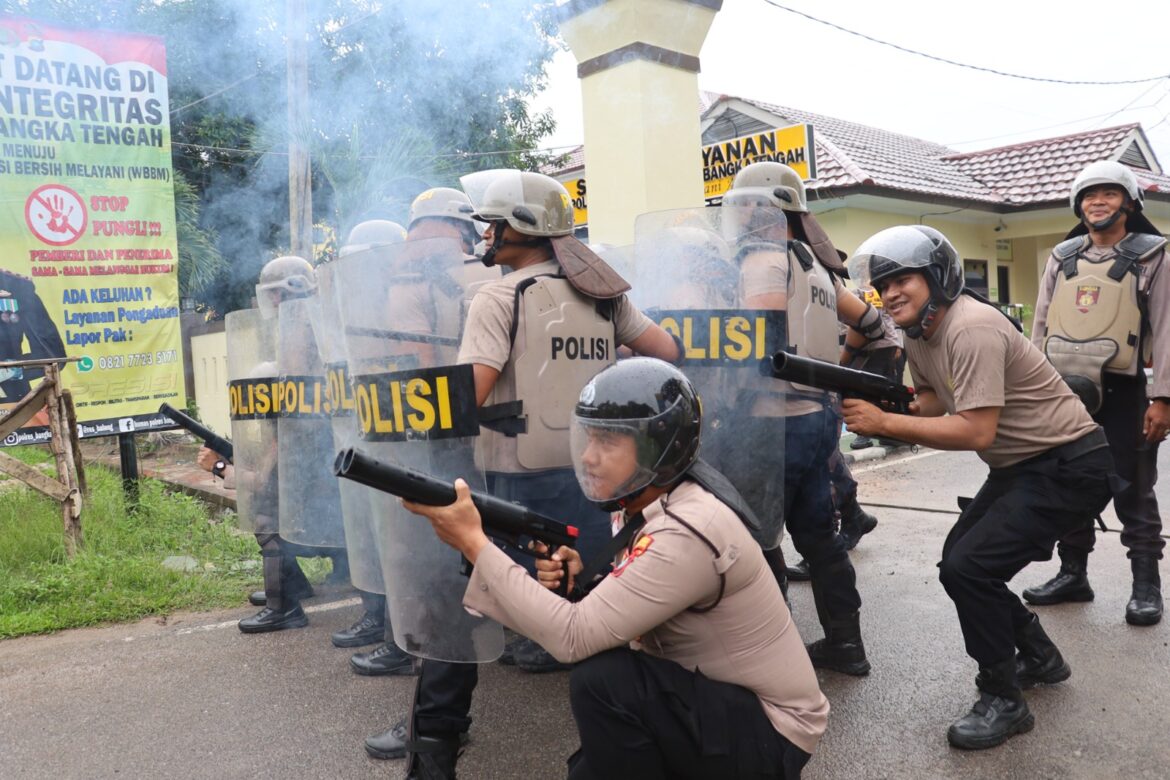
[2, 446, 1169, 779]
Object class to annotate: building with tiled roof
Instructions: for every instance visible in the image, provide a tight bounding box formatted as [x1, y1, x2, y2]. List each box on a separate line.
[547, 92, 1170, 322]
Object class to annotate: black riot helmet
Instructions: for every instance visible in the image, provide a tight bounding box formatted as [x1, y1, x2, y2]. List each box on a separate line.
[848, 225, 963, 339]
[570, 358, 702, 512]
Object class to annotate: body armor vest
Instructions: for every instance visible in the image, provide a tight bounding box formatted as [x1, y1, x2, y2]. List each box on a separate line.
[505, 274, 616, 469]
[785, 242, 840, 392]
[1044, 233, 1163, 377]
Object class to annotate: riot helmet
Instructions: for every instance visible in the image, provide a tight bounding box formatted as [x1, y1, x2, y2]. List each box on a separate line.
[848, 225, 963, 339]
[720, 163, 793, 256]
[409, 187, 482, 248]
[339, 220, 407, 258]
[725, 161, 808, 212]
[256, 255, 316, 319]
[459, 169, 574, 267]
[1069, 161, 1143, 232]
[570, 358, 701, 512]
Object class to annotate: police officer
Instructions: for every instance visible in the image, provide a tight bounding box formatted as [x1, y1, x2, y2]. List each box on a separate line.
[1023, 160, 1169, 626]
[363, 171, 679, 776]
[404, 358, 827, 778]
[237, 256, 339, 633]
[0, 268, 65, 401]
[843, 225, 1114, 749]
[326, 220, 416, 673]
[720, 161, 886, 675]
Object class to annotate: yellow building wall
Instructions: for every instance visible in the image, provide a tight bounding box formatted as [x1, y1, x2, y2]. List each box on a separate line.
[189, 331, 230, 438]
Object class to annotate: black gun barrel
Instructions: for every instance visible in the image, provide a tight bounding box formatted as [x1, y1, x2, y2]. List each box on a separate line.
[333, 447, 579, 550]
[159, 403, 233, 463]
[764, 352, 914, 407]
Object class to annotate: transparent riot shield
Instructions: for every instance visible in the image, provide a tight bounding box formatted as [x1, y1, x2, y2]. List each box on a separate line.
[312, 262, 384, 594]
[633, 206, 791, 548]
[276, 295, 346, 548]
[337, 237, 503, 663]
[226, 308, 279, 535]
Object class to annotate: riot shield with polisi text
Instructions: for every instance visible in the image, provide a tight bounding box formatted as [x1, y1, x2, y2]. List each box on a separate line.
[633, 207, 790, 547]
[338, 237, 503, 663]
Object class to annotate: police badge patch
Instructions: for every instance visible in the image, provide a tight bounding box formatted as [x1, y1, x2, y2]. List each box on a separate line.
[1076, 285, 1100, 312]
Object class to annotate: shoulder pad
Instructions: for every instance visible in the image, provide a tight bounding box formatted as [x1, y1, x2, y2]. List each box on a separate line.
[1117, 232, 1167, 262]
[1052, 236, 1087, 261]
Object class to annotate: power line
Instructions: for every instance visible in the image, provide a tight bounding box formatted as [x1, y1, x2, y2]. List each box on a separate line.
[944, 103, 1164, 146]
[169, 140, 582, 162]
[760, 0, 1170, 86]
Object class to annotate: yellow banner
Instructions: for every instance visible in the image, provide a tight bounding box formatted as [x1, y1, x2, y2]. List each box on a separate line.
[702, 124, 816, 203]
[555, 123, 816, 226]
[0, 17, 184, 444]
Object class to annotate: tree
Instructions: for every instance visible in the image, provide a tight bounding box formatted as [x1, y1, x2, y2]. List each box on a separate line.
[2, 0, 561, 314]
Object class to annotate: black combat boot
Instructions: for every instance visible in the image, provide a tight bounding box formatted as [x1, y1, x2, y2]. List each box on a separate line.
[238, 603, 308, 633]
[365, 717, 470, 761]
[1014, 613, 1071, 689]
[838, 499, 879, 551]
[947, 659, 1033, 750]
[805, 611, 871, 676]
[513, 638, 572, 673]
[239, 548, 309, 633]
[1022, 549, 1093, 606]
[785, 559, 811, 581]
[249, 559, 314, 607]
[331, 608, 385, 648]
[351, 642, 418, 676]
[1126, 556, 1163, 626]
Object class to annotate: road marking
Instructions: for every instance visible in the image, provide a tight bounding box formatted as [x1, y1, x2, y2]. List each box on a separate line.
[853, 448, 946, 474]
[172, 597, 361, 636]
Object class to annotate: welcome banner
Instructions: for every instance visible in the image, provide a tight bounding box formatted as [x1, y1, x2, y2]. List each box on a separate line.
[0, 16, 184, 445]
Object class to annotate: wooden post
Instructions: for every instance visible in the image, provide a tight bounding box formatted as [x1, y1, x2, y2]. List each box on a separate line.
[42, 363, 82, 556]
[286, 0, 314, 261]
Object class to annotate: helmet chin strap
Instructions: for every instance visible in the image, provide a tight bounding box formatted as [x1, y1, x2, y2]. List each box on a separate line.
[903, 299, 940, 340]
[1084, 201, 1132, 232]
[477, 223, 546, 267]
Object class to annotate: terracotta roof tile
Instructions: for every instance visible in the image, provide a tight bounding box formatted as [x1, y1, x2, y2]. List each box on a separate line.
[544, 94, 1170, 209]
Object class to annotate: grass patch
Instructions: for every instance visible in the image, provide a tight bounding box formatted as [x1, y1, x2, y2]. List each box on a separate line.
[0, 461, 267, 638]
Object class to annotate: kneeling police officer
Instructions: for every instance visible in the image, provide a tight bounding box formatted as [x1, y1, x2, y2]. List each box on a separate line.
[406, 358, 827, 778]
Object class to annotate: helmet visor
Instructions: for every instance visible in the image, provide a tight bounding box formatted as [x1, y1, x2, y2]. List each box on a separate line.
[570, 416, 662, 505]
[719, 198, 788, 249]
[847, 227, 936, 289]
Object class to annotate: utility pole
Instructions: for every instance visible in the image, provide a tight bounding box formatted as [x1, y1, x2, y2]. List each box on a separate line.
[286, 0, 313, 260]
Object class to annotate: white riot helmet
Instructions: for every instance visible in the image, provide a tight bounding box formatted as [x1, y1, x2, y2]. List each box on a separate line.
[459, 169, 574, 266]
[1070, 161, 1142, 214]
[725, 161, 808, 213]
[256, 255, 316, 319]
[339, 220, 407, 258]
[409, 187, 482, 244]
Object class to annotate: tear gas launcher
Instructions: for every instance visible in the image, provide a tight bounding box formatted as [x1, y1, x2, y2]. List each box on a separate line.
[761, 351, 915, 414]
[159, 403, 233, 462]
[333, 447, 578, 594]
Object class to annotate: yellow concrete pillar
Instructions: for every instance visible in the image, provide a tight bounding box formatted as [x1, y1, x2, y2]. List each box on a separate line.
[559, 0, 720, 245]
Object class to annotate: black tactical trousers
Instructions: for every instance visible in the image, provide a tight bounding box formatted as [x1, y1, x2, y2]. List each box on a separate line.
[412, 470, 594, 737]
[938, 433, 1113, 667]
[567, 648, 811, 779]
[415, 659, 478, 736]
[1058, 373, 1164, 559]
[784, 408, 861, 618]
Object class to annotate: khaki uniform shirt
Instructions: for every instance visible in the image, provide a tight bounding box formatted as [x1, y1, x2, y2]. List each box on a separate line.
[1033, 240, 1169, 398]
[464, 479, 830, 754]
[907, 295, 1098, 468]
[458, 259, 653, 473]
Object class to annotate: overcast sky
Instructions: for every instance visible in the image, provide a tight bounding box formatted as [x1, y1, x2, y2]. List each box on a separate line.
[535, 0, 1170, 169]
